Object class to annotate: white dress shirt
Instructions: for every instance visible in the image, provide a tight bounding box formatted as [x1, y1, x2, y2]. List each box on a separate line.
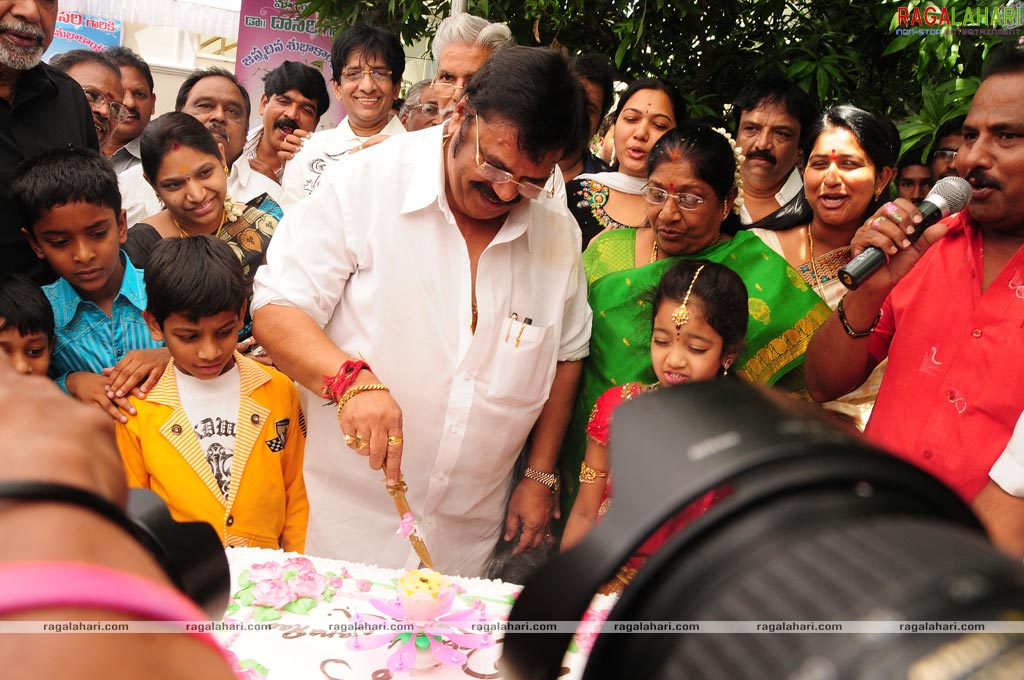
[991, 410, 1024, 497]
[739, 166, 804, 225]
[277, 115, 407, 209]
[252, 125, 592, 577]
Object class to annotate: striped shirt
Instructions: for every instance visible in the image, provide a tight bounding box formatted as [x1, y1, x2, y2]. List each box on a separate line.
[44, 251, 164, 391]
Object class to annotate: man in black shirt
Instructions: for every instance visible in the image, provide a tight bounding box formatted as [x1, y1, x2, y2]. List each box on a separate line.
[0, 0, 98, 284]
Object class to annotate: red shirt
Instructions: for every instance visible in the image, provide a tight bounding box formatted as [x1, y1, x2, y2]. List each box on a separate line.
[866, 211, 1024, 500]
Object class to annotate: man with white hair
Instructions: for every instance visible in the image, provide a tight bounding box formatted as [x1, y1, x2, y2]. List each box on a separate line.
[429, 13, 513, 112]
[399, 79, 445, 131]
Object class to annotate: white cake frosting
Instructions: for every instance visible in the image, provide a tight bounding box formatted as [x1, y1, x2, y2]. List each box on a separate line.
[218, 547, 614, 679]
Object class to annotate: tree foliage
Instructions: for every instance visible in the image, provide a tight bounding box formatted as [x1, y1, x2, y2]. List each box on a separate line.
[295, 0, 1021, 154]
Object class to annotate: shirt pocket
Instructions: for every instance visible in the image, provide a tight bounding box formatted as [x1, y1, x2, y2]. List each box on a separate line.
[486, 322, 558, 405]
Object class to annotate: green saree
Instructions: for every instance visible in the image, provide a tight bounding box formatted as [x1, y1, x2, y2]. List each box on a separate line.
[559, 228, 831, 510]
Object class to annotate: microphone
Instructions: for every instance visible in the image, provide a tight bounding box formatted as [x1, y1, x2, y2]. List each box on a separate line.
[838, 176, 972, 290]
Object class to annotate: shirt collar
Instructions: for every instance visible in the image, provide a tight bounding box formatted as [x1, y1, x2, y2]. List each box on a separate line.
[399, 124, 536, 251]
[778, 166, 804, 204]
[146, 352, 270, 406]
[50, 251, 146, 328]
[245, 126, 262, 159]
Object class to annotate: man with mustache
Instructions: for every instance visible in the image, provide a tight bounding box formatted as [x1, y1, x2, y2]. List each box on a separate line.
[251, 47, 591, 577]
[0, 0, 97, 284]
[805, 43, 1024, 559]
[118, 68, 283, 225]
[246, 61, 330, 185]
[732, 74, 815, 227]
[104, 46, 156, 174]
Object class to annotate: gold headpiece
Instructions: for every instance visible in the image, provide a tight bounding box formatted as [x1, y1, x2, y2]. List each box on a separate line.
[671, 264, 707, 329]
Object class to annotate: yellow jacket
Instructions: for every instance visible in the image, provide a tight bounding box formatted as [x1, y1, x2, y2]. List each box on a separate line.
[116, 353, 308, 551]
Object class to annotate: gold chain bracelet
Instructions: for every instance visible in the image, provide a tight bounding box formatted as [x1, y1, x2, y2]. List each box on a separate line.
[336, 383, 390, 418]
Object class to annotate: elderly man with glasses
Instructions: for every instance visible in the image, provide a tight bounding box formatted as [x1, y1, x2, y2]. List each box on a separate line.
[399, 79, 447, 132]
[279, 24, 407, 207]
[50, 50, 128, 151]
[252, 47, 591, 578]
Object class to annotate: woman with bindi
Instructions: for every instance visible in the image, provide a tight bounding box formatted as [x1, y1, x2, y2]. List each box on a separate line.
[558, 124, 830, 513]
[750, 105, 898, 429]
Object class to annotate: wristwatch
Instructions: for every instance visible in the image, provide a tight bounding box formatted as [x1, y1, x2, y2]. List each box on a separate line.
[524, 467, 560, 494]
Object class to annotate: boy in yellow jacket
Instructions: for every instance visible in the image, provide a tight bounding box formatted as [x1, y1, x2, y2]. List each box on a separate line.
[116, 235, 308, 551]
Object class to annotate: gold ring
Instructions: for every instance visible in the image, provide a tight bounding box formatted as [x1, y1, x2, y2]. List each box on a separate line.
[387, 435, 403, 446]
[345, 434, 368, 449]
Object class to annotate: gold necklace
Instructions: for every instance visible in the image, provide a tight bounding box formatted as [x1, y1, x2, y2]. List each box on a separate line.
[805, 224, 824, 296]
[172, 207, 227, 239]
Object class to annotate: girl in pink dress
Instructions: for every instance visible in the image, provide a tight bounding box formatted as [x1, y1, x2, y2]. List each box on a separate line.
[561, 259, 748, 592]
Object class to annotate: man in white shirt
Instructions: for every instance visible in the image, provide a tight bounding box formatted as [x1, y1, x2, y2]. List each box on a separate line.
[732, 74, 815, 226]
[279, 24, 407, 207]
[252, 47, 591, 577]
[244, 60, 330, 185]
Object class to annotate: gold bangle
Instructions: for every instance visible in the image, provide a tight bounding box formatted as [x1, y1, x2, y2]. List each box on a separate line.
[579, 460, 608, 484]
[336, 383, 389, 417]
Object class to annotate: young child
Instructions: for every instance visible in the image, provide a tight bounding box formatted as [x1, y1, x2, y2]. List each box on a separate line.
[12, 148, 167, 422]
[115, 235, 308, 551]
[561, 260, 748, 589]
[0, 273, 54, 376]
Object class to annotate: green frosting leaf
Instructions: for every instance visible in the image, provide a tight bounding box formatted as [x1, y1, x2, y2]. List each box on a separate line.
[224, 602, 240, 617]
[283, 570, 297, 581]
[240, 659, 268, 676]
[568, 639, 580, 654]
[322, 587, 335, 602]
[282, 597, 318, 615]
[236, 584, 256, 606]
[237, 569, 252, 589]
[252, 606, 283, 622]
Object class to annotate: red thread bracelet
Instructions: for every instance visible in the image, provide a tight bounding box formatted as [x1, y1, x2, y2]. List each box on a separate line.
[321, 360, 370, 403]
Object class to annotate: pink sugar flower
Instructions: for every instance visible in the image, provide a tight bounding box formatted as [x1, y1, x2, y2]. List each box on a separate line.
[288, 569, 328, 599]
[247, 562, 283, 582]
[397, 512, 417, 539]
[251, 579, 294, 609]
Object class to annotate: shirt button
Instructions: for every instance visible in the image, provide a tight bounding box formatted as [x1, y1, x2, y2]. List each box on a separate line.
[923, 451, 933, 460]
[462, 373, 472, 381]
[171, 424, 182, 434]
[449, 424, 458, 434]
[972, 329, 982, 338]
[226, 515, 235, 526]
[251, 414, 260, 424]
[947, 390, 956, 401]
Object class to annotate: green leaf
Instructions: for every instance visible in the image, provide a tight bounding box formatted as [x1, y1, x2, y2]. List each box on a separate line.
[240, 660, 269, 676]
[225, 602, 240, 617]
[282, 597, 319, 615]
[236, 584, 256, 607]
[252, 606, 283, 623]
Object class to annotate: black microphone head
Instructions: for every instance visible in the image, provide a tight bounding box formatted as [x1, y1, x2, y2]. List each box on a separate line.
[927, 176, 972, 214]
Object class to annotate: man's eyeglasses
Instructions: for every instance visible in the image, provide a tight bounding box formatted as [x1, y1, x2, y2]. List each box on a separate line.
[341, 68, 393, 83]
[474, 116, 554, 200]
[82, 87, 130, 123]
[411, 102, 443, 117]
[432, 80, 465, 98]
[931, 148, 958, 162]
[641, 184, 706, 210]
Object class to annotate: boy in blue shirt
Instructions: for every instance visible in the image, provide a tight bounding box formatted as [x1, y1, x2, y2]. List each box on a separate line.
[13, 148, 167, 422]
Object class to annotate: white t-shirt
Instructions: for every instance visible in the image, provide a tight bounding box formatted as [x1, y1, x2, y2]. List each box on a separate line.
[175, 363, 241, 499]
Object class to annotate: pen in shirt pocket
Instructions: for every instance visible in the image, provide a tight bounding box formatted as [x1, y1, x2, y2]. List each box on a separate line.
[515, 318, 533, 348]
[505, 312, 518, 342]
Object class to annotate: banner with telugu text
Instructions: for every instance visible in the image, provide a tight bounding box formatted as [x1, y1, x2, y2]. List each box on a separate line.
[44, 10, 122, 60]
[235, 0, 342, 130]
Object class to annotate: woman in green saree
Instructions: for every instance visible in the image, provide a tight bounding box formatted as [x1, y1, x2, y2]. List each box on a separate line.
[560, 125, 831, 510]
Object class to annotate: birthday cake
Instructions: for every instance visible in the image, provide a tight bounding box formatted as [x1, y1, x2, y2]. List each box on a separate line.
[218, 547, 614, 679]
